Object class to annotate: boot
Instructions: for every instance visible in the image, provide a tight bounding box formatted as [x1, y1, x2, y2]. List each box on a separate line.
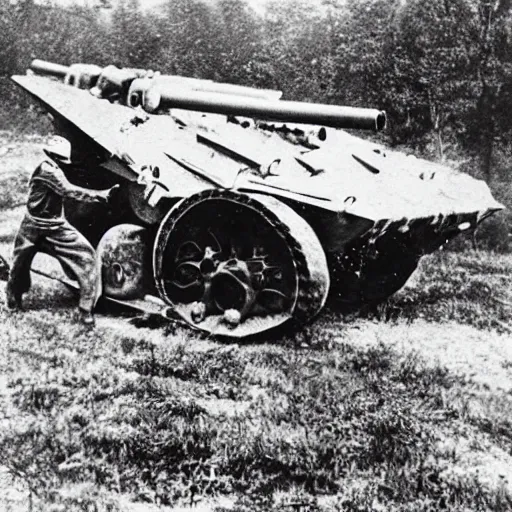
[76, 307, 95, 327]
[6, 287, 23, 310]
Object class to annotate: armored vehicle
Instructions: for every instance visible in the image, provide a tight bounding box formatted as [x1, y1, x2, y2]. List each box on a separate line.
[10, 59, 503, 337]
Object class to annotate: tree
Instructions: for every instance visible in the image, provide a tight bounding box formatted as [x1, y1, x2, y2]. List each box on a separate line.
[212, 0, 263, 85]
[260, 0, 338, 101]
[108, 0, 163, 69]
[332, 0, 406, 142]
[156, 0, 221, 78]
[464, 0, 512, 182]
[392, 0, 476, 158]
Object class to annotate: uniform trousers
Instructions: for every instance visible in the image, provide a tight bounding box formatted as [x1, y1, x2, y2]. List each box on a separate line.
[7, 213, 101, 311]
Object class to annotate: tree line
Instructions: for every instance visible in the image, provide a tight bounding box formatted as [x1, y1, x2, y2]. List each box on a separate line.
[2, 0, 512, 185]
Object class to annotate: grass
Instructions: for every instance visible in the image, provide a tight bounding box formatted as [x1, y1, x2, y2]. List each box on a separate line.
[1, 134, 512, 510]
[1, 291, 512, 511]
[364, 250, 512, 333]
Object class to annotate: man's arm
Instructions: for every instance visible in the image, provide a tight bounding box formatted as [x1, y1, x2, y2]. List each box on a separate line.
[33, 161, 113, 204]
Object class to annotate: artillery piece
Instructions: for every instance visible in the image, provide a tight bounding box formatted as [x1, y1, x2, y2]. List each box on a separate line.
[10, 59, 503, 337]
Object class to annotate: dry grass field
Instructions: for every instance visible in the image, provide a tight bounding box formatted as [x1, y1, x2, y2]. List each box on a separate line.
[1, 134, 512, 511]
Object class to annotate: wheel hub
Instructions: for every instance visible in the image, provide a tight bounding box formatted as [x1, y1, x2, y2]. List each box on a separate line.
[171, 236, 286, 326]
[211, 259, 257, 320]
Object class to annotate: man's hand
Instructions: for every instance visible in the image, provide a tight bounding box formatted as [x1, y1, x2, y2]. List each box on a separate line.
[106, 184, 122, 205]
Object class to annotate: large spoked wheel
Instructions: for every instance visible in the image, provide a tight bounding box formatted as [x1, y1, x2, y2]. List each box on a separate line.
[153, 190, 330, 337]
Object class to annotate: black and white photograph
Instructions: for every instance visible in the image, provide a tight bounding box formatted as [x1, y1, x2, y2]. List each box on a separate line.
[0, 0, 511, 510]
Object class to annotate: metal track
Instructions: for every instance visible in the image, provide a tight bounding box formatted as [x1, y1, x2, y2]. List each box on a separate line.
[153, 189, 330, 337]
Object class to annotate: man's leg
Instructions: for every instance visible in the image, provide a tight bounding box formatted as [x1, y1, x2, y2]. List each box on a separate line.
[6, 222, 38, 309]
[0, 254, 10, 281]
[42, 221, 101, 324]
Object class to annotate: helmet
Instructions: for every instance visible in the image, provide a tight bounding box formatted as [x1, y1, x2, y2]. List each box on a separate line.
[43, 136, 72, 164]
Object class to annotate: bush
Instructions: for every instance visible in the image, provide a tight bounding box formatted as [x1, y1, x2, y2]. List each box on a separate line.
[445, 211, 511, 253]
[0, 80, 52, 134]
[474, 211, 512, 253]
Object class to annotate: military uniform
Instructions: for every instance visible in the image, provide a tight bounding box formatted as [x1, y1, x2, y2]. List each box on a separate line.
[7, 159, 110, 317]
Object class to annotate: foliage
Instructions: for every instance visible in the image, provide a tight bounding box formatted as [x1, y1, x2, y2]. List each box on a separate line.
[0, 0, 508, 145]
[0, 0, 512, 195]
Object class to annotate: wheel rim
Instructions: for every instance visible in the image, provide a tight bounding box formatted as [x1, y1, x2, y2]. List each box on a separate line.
[157, 198, 298, 324]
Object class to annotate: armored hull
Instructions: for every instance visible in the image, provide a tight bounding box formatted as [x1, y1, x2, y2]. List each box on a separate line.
[10, 60, 503, 337]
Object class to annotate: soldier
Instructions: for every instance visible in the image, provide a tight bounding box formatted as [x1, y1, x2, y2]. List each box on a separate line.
[6, 136, 119, 326]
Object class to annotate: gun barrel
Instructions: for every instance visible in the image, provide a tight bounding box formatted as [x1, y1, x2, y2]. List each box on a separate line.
[30, 59, 70, 78]
[189, 81, 282, 100]
[148, 88, 386, 130]
[155, 75, 281, 100]
[27, 59, 385, 130]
